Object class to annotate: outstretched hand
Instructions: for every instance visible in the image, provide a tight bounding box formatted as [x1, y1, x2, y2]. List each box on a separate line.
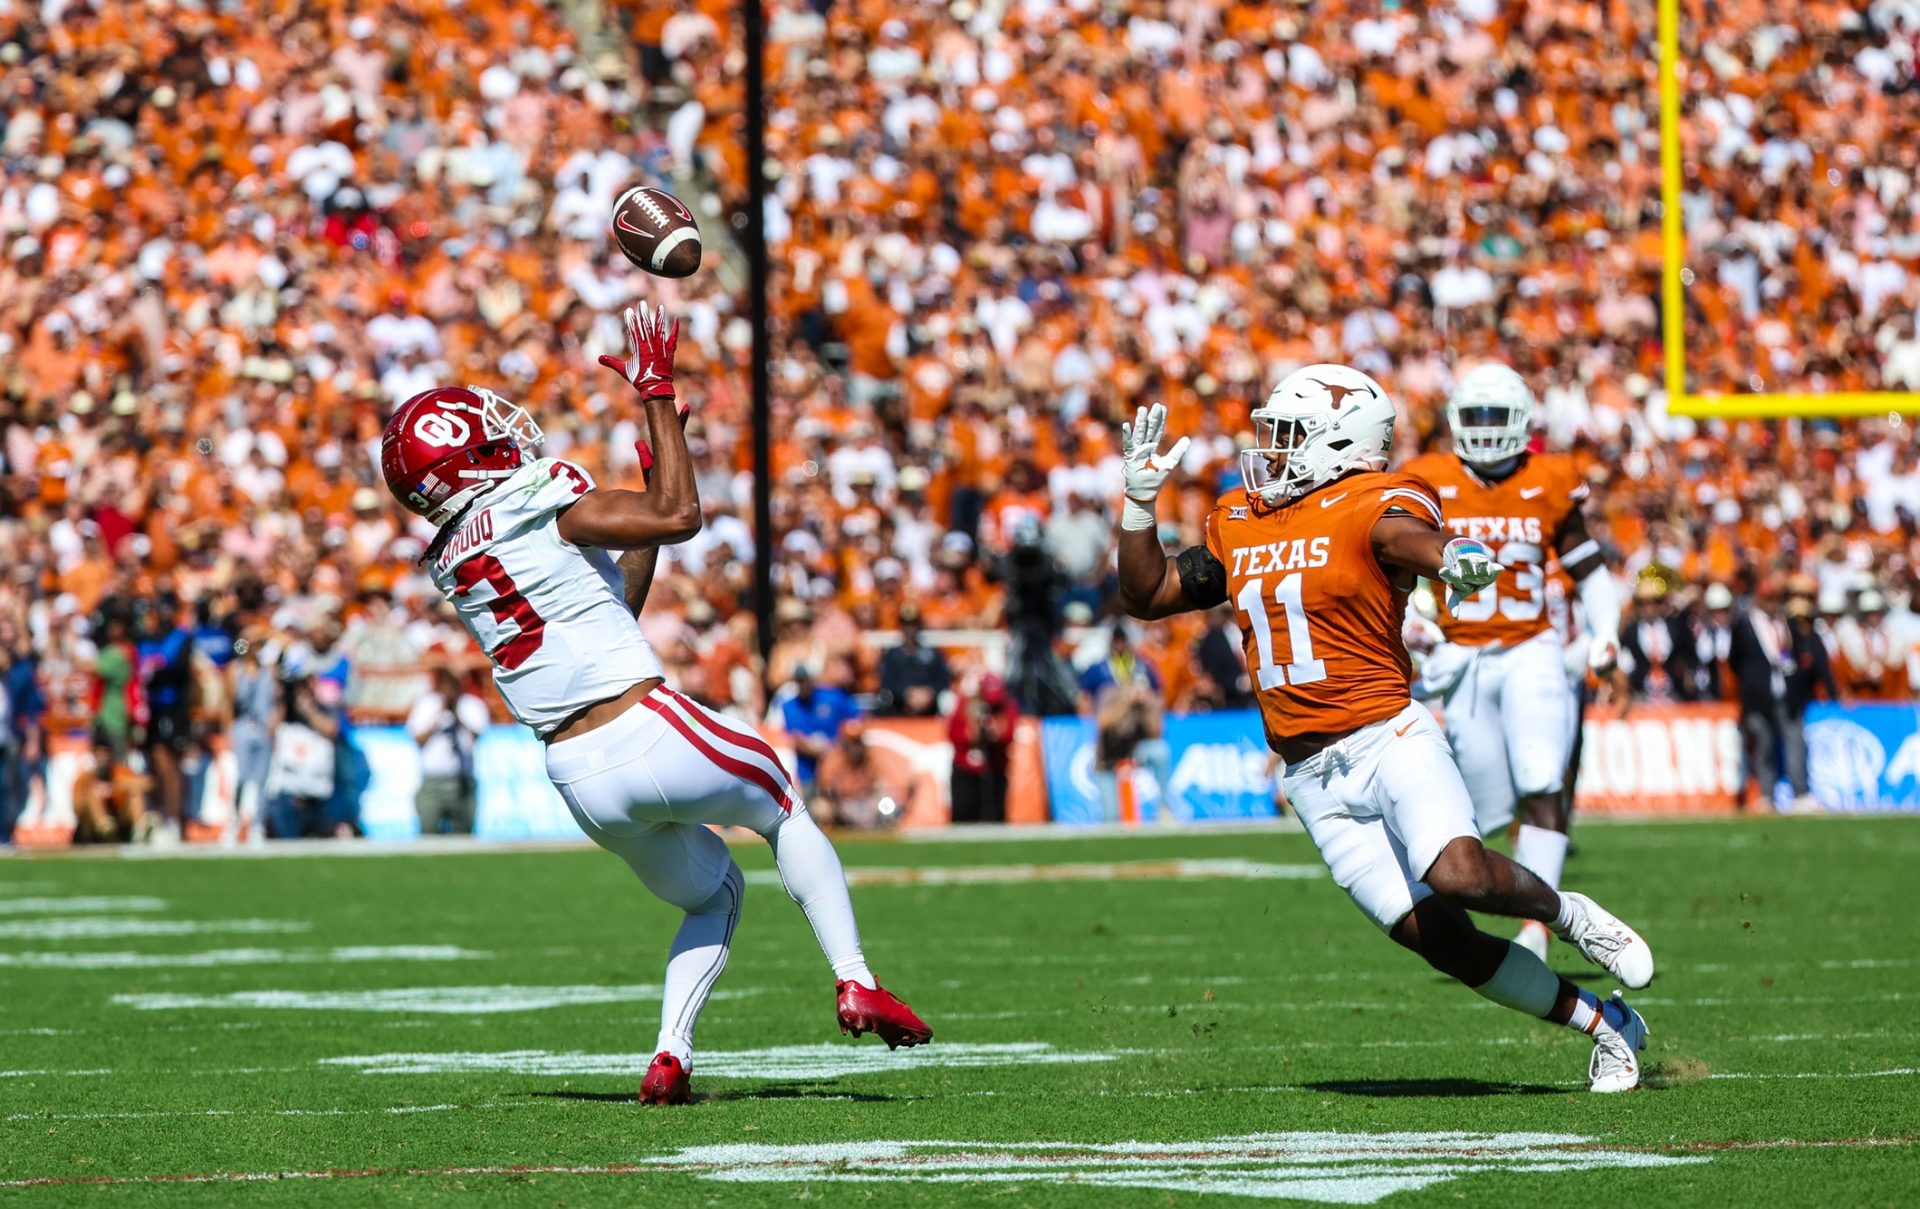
[598, 302, 685, 417]
[1119, 403, 1190, 531]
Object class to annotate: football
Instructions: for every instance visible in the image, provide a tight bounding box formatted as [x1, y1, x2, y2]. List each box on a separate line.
[611, 185, 702, 278]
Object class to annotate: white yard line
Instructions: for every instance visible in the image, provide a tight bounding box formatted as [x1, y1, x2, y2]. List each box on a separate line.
[0, 917, 309, 940]
[0, 896, 169, 915]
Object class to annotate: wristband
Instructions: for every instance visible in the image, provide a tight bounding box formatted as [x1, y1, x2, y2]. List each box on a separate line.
[1121, 498, 1158, 532]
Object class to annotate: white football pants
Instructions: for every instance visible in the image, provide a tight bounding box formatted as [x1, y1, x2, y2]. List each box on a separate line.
[1435, 630, 1579, 835]
[544, 685, 873, 1064]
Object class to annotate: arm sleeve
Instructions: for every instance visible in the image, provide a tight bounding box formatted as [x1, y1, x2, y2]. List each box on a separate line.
[1175, 544, 1229, 609]
[1577, 564, 1622, 645]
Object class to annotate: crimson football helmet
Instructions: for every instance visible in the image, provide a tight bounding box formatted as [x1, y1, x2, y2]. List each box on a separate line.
[380, 386, 544, 527]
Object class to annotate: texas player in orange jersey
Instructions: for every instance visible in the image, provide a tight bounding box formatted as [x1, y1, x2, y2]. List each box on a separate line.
[1115, 366, 1654, 1092]
[1403, 364, 1624, 963]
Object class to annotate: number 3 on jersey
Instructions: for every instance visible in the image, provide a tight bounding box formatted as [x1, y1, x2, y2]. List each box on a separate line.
[1236, 574, 1326, 690]
[452, 554, 546, 669]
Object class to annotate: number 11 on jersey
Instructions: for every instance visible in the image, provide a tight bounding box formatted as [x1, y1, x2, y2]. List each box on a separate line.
[1236, 573, 1327, 690]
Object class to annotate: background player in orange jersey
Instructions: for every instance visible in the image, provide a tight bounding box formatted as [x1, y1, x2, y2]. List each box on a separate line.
[1113, 366, 1655, 1092]
[1403, 364, 1623, 963]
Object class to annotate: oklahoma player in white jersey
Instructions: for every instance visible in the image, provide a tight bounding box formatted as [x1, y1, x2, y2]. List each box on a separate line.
[379, 303, 929, 1105]
[1403, 364, 1621, 962]
[1116, 366, 1653, 1091]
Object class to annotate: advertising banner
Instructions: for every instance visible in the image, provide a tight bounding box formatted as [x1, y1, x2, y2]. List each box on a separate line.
[1806, 703, 1920, 812]
[1042, 709, 1279, 825]
[1569, 703, 1744, 815]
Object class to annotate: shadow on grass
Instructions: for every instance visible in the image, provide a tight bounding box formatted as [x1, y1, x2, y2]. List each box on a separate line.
[1304, 1078, 1563, 1098]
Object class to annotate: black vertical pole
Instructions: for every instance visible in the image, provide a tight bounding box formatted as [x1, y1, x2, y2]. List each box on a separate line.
[744, 0, 774, 686]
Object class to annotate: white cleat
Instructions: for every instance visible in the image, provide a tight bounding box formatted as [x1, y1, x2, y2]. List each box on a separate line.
[1588, 991, 1648, 1093]
[1556, 891, 1655, 989]
[1515, 920, 1552, 963]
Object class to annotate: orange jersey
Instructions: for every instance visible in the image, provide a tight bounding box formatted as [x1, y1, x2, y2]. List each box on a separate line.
[1400, 452, 1588, 648]
[1204, 472, 1444, 745]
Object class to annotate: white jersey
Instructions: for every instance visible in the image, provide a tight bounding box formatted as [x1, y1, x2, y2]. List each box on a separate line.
[427, 458, 665, 737]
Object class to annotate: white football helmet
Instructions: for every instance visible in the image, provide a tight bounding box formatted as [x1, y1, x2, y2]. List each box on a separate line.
[1446, 363, 1535, 466]
[1241, 364, 1397, 505]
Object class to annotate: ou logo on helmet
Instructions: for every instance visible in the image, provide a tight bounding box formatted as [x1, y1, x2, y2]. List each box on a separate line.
[414, 411, 471, 447]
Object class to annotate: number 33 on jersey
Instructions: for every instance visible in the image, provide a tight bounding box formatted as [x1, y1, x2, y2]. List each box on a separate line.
[1205, 471, 1445, 742]
[1400, 450, 1587, 647]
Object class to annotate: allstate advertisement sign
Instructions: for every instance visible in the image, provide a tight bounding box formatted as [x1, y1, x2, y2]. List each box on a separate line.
[1042, 710, 1278, 824]
[1806, 703, 1920, 813]
[355, 725, 584, 841]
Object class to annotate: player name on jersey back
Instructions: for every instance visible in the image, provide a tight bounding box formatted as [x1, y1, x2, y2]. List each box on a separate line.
[433, 509, 496, 577]
[427, 458, 665, 737]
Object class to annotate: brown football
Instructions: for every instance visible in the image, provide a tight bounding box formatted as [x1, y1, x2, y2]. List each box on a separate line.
[610, 186, 702, 278]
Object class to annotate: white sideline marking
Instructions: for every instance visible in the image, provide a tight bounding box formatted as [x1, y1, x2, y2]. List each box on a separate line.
[325, 1042, 1113, 1080]
[654, 1132, 1708, 1201]
[744, 859, 1321, 889]
[111, 985, 684, 1015]
[0, 946, 487, 970]
[0, 917, 308, 940]
[0, 896, 169, 915]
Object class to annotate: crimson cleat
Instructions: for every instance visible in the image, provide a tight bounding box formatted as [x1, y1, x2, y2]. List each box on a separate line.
[638, 1052, 691, 1105]
[836, 980, 932, 1050]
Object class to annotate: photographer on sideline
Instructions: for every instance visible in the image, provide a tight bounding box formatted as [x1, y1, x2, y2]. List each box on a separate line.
[949, 673, 1018, 824]
[266, 673, 341, 839]
[1081, 627, 1172, 821]
[407, 667, 489, 835]
[991, 517, 1080, 715]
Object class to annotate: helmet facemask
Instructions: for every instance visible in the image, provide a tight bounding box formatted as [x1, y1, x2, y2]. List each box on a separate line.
[1448, 401, 1529, 464]
[473, 386, 544, 455]
[1445, 364, 1534, 466]
[1241, 408, 1337, 505]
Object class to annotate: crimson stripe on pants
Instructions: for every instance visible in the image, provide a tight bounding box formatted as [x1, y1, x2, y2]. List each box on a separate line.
[640, 695, 787, 808]
[661, 689, 799, 806]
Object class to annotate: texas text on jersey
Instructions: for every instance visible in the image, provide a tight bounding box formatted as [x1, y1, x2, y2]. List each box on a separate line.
[1203, 470, 1446, 745]
[426, 456, 666, 736]
[1400, 450, 1588, 648]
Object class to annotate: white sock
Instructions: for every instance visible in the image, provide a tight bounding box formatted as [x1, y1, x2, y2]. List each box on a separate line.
[762, 808, 875, 989]
[1565, 987, 1604, 1034]
[1513, 824, 1570, 891]
[655, 864, 744, 1066]
[1469, 940, 1560, 1017]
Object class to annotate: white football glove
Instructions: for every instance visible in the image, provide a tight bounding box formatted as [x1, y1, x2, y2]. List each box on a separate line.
[1119, 403, 1191, 532]
[1587, 634, 1619, 674]
[1437, 537, 1504, 613]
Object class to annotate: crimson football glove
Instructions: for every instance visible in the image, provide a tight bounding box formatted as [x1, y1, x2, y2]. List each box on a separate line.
[598, 302, 686, 417]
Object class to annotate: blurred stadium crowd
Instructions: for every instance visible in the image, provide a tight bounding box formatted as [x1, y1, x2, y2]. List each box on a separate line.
[2, 0, 1919, 840]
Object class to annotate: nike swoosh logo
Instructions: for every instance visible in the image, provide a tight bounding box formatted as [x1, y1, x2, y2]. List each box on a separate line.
[1319, 493, 1349, 509]
[614, 213, 655, 237]
[1519, 486, 1545, 499]
[1395, 719, 1417, 738]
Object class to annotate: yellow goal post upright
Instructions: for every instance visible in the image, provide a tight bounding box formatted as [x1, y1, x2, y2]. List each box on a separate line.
[1658, 0, 1920, 418]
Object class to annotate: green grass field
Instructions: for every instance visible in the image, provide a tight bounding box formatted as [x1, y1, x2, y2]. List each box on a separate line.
[2, 817, 1916, 1205]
